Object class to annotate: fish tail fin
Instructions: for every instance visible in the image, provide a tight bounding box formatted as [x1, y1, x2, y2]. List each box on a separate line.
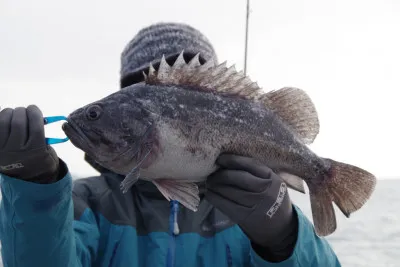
[309, 158, 376, 236]
[309, 189, 336, 236]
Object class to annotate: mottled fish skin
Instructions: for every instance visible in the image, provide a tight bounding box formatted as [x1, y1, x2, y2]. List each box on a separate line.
[63, 52, 376, 237]
[64, 82, 322, 185]
[125, 83, 327, 183]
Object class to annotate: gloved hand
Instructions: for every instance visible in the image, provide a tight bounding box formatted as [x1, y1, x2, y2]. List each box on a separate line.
[205, 154, 298, 262]
[0, 105, 63, 183]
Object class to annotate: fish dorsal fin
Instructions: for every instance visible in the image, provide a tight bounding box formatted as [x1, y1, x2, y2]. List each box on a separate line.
[144, 50, 262, 100]
[144, 51, 319, 144]
[256, 87, 320, 144]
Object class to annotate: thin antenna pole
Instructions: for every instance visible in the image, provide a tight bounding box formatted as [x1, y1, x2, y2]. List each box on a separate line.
[244, 0, 250, 75]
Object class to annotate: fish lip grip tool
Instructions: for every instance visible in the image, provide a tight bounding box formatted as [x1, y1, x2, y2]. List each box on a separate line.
[43, 116, 70, 145]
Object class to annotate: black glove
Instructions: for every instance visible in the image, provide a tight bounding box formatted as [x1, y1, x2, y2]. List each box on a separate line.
[0, 105, 64, 183]
[205, 154, 298, 262]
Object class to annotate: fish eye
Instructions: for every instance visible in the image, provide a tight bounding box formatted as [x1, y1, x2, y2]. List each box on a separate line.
[85, 105, 103, 121]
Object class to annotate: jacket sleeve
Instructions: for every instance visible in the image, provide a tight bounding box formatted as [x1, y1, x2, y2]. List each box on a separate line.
[0, 165, 99, 267]
[249, 206, 341, 267]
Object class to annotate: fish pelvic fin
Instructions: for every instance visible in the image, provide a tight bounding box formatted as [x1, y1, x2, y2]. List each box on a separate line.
[120, 168, 140, 193]
[152, 179, 200, 212]
[257, 87, 320, 145]
[309, 158, 376, 236]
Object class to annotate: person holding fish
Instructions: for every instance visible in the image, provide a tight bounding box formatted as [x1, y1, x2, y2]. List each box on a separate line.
[1, 22, 372, 267]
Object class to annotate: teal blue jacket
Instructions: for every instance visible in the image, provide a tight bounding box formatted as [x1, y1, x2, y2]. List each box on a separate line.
[0, 163, 341, 267]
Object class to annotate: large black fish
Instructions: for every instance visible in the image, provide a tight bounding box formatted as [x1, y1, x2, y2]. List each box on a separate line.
[63, 51, 376, 236]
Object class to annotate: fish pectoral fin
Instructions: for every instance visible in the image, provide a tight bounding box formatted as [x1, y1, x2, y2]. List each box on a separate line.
[152, 179, 200, 212]
[119, 136, 155, 194]
[277, 172, 306, 194]
[258, 87, 320, 145]
[120, 168, 140, 193]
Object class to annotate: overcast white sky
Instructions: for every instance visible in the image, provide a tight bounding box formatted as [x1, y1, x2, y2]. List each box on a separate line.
[1, 0, 399, 178]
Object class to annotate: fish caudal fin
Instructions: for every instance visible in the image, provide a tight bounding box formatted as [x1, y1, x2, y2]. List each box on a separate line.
[309, 189, 337, 236]
[326, 158, 376, 217]
[309, 158, 376, 236]
[152, 179, 201, 212]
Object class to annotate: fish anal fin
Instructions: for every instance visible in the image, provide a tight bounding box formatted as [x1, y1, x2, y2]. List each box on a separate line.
[152, 179, 200, 212]
[258, 87, 320, 145]
[277, 172, 306, 194]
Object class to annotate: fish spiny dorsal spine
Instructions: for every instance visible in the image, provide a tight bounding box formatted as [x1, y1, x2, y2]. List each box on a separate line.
[143, 50, 263, 100]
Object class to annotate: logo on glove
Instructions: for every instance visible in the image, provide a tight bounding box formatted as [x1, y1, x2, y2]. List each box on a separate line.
[0, 163, 24, 171]
[266, 183, 287, 218]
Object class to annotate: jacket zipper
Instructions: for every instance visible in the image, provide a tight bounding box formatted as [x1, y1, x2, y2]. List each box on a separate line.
[226, 244, 232, 267]
[166, 200, 180, 267]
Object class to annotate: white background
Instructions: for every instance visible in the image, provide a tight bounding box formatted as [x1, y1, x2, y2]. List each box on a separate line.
[1, 0, 399, 179]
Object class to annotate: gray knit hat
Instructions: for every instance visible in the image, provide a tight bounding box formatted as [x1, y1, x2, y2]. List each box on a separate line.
[120, 22, 218, 88]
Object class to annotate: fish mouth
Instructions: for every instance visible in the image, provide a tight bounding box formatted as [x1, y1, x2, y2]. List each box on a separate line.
[62, 119, 122, 172]
[62, 119, 94, 152]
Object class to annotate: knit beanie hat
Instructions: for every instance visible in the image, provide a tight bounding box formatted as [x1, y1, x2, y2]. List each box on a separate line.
[120, 22, 218, 88]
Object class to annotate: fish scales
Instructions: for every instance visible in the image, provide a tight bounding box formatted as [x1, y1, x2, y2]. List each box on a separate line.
[63, 51, 376, 237]
[130, 83, 321, 181]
